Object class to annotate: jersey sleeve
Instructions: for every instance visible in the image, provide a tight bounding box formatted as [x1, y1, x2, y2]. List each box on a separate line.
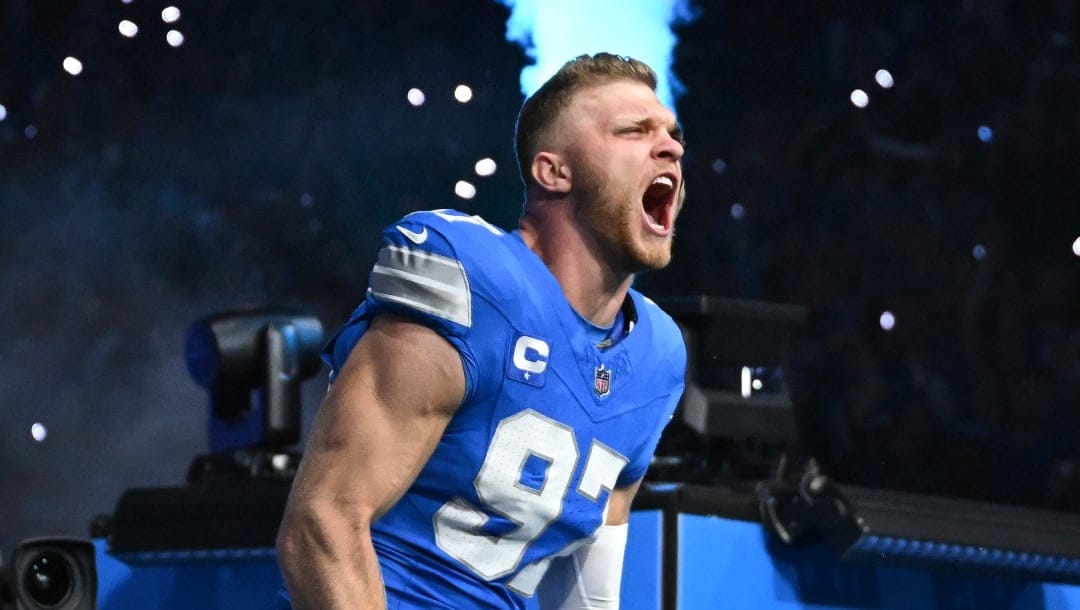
[616, 390, 682, 487]
[615, 300, 687, 487]
[322, 210, 490, 397]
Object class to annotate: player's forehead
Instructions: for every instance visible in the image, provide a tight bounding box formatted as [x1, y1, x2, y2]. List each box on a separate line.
[569, 80, 675, 127]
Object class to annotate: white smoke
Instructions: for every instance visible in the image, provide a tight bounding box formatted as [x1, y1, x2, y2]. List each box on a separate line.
[498, 0, 698, 111]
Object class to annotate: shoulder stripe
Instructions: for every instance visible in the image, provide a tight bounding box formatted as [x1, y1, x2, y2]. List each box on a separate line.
[369, 245, 471, 327]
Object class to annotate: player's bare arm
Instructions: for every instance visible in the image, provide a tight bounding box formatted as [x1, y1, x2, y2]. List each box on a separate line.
[606, 478, 642, 525]
[276, 314, 466, 610]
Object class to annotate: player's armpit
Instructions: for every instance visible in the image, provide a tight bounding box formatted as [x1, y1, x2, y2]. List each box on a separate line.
[276, 314, 466, 610]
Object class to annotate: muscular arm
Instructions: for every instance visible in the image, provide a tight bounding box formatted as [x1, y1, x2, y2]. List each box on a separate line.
[276, 314, 466, 610]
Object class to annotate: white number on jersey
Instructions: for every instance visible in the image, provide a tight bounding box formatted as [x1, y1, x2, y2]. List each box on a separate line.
[433, 409, 628, 593]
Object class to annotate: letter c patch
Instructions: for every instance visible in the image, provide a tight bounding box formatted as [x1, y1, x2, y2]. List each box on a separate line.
[507, 334, 549, 387]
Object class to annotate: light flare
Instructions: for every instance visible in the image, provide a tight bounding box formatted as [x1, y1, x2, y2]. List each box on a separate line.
[496, 0, 698, 112]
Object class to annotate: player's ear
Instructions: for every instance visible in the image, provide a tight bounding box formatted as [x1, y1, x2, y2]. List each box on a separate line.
[531, 152, 571, 194]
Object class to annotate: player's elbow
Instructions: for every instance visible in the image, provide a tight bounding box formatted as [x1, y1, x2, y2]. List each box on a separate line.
[276, 497, 374, 582]
[276, 504, 320, 583]
[275, 510, 309, 581]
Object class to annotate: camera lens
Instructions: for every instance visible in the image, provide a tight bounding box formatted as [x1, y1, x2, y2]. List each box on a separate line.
[22, 551, 72, 607]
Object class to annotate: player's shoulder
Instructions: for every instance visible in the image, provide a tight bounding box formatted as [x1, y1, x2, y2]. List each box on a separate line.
[389, 209, 507, 249]
[378, 208, 533, 304]
[631, 290, 686, 361]
[385, 209, 516, 266]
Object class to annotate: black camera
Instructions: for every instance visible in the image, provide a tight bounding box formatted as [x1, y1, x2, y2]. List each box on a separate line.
[9, 538, 95, 610]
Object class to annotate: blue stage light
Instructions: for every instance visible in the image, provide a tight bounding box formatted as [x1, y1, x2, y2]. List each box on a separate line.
[184, 307, 323, 453]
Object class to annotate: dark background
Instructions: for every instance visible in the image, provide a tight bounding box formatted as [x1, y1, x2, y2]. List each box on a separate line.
[1, 0, 1077, 555]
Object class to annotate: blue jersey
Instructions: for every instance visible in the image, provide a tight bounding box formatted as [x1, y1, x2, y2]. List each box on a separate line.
[319, 209, 685, 609]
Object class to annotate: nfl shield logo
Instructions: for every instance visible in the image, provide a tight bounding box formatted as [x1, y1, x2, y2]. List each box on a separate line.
[594, 365, 611, 397]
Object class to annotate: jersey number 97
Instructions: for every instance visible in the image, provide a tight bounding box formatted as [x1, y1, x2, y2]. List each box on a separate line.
[433, 409, 628, 595]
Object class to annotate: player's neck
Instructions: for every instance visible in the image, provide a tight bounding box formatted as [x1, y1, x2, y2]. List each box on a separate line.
[518, 207, 633, 328]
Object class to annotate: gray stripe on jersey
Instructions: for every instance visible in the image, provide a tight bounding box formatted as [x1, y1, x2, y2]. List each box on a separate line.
[369, 245, 471, 327]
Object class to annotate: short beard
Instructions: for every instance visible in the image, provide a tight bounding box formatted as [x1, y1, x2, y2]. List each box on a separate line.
[573, 157, 673, 275]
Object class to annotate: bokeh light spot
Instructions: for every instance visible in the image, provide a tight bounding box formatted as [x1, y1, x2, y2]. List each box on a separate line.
[119, 20, 139, 37]
[454, 84, 473, 103]
[63, 57, 83, 76]
[166, 30, 185, 47]
[474, 158, 497, 177]
[454, 180, 477, 199]
[880, 311, 896, 331]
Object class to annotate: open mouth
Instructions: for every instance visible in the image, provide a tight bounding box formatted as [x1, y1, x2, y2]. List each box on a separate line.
[641, 174, 678, 235]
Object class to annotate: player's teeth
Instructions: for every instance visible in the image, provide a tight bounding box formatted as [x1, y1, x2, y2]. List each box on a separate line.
[652, 176, 673, 188]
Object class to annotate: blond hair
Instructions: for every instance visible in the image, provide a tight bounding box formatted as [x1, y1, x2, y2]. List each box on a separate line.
[514, 53, 659, 186]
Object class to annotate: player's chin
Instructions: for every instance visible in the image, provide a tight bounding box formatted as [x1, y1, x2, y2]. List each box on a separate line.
[627, 236, 674, 272]
[644, 248, 674, 271]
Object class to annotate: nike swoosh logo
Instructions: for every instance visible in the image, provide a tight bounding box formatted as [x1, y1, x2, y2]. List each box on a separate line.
[396, 226, 428, 244]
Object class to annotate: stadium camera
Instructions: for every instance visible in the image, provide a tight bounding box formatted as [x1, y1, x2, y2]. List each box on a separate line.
[9, 538, 95, 610]
[184, 306, 324, 454]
